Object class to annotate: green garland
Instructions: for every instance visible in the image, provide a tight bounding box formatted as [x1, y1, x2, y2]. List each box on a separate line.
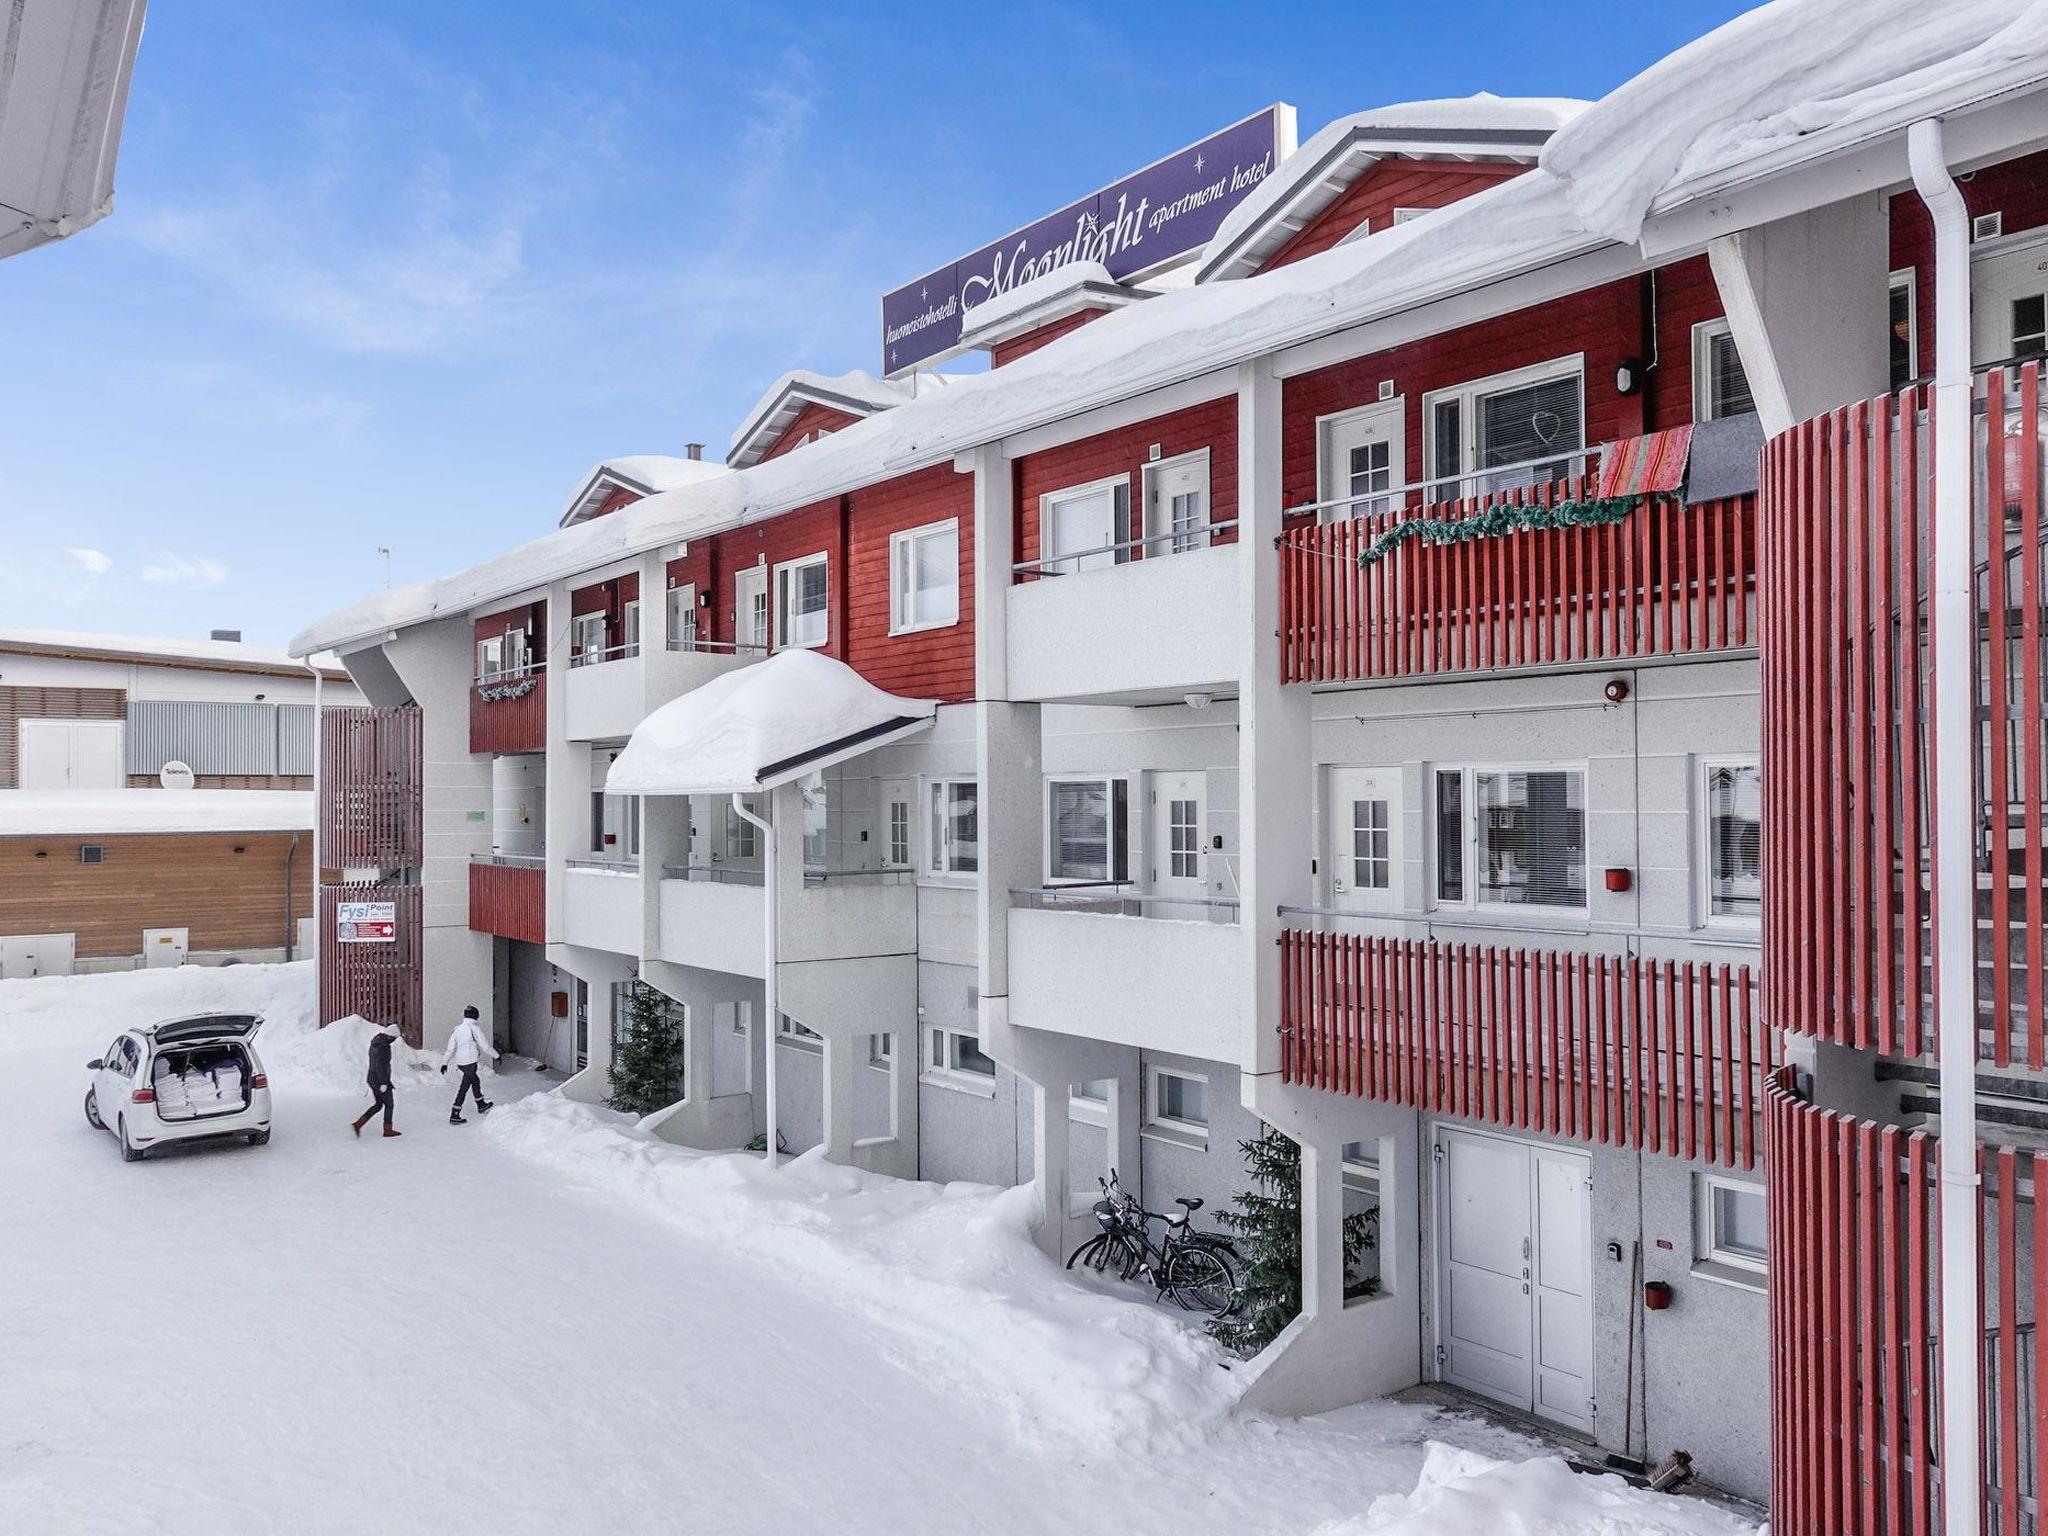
[1355, 495, 1640, 567]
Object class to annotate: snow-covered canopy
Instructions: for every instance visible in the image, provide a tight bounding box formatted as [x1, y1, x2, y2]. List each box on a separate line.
[1196, 93, 1588, 282]
[0, 790, 313, 837]
[1542, 0, 2048, 244]
[956, 260, 1142, 352]
[606, 650, 937, 796]
[559, 455, 729, 527]
[0, 626, 349, 678]
[726, 368, 941, 470]
[0, 0, 146, 260]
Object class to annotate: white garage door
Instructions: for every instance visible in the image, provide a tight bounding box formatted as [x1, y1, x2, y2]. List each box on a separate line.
[18, 719, 124, 790]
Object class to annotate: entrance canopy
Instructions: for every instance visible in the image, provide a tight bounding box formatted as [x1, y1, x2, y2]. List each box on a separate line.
[607, 649, 937, 797]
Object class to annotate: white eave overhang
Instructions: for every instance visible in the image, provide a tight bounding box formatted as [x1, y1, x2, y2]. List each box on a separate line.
[727, 381, 899, 471]
[957, 275, 1142, 353]
[0, 0, 148, 260]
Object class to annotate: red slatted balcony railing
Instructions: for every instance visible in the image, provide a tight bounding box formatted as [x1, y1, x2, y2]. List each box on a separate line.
[1279, 930, 1773, 1169]
[469, 856, 544, 944]
[470, 666, 546, 755]
[1762, 362, 2048, 1065]
[320, 706, 422, 872]
[1279, 470, 1757, 684]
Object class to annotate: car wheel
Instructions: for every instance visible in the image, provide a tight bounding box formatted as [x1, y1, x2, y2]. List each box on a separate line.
[84, 1088, 104, 1131]
[118, 1117, 143, 1163]
[247, 1130, 271, 1146]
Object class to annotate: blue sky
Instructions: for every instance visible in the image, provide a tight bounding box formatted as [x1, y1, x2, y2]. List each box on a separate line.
[0, 0, 1754, 650]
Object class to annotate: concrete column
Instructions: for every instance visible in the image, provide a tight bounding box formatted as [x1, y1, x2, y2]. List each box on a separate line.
[542, 579, 582, 947]
[1031, 1081, 1070, 1233]
[822, 1033, 859, 1164]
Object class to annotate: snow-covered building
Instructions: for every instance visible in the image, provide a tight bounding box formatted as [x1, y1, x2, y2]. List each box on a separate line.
[291, 4, 2048, 1524]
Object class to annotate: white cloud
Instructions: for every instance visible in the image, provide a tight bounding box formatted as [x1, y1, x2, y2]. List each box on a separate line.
[141, 554, 229, 588]
[65, 548, 112, 575]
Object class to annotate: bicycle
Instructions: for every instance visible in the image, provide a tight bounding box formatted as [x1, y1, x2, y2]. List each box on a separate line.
[1065, 1170, 1240, 1316]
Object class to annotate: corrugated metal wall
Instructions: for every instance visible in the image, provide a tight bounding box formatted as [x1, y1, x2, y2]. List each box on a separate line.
[124, 701, 314, 776]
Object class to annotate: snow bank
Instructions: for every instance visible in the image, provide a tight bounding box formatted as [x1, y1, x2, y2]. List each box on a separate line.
[0, 960, 436, 1093]
[486, 1091, 1243, 1451]
[1313, 1443, 1757, 1536]
[1543, 0, 2048, 244]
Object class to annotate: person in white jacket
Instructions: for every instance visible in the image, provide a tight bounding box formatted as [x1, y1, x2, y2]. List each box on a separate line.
[441, 1005, 499, 1125]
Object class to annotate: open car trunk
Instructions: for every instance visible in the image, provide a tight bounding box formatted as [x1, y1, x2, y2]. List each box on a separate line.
[151, 1042, 253, 1121]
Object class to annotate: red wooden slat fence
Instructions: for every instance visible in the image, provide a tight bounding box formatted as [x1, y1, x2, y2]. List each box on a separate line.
[469, 859, 544, 944]
[1278, 930, 1771, 1169]
[1765, 1067, 2040, 1536]
[320, 706, 422, 871]
[1761, 363, 2047, 1065]
[316, 882, 423, 1046]
[470, 670, 546, 754]
[1277, 478, 1756, 683]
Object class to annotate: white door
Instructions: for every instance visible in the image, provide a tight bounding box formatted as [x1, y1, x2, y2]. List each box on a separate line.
[879, 777, 914, 870]
[735, 566, 769, 651]
[1319, 402, 1405, 520]
[1330, 766, 1402, 913]
[1144, 453, 1210, 554]
[1, 933, 75, 979]
[19, 719, 124, 789]
[1150, 771, 1206, 909]
[1973, 234, 2048, 367]
[1436, 1127, 1594, 1433]
[142, 927, 189, 969]
[667, 583, 697, 651]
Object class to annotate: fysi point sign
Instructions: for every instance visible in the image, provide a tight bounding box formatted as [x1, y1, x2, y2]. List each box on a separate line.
[881, 105, 1294, 377]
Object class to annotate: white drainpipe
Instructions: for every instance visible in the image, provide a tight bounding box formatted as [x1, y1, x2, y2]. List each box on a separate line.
[1908, 115, 1981, 1536]
[303, 659, 326, 943]
[731, 791, 778, 1170]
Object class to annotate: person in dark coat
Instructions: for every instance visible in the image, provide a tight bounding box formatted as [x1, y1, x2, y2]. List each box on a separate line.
[350, 1023, 402, 1138]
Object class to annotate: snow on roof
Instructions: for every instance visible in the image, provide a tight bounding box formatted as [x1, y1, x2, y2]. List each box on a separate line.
[0, 627, 348, 677]
[606, 650, 937, 795]
[726, 368, 935, 469]
[560, 455, 730, 527]
[0, 789, 313, 837]
[956, 260, 1142, 352]
[293, 169, 1601, 659]
[1197, 94, 1588, 282]
[1542, 0, 2048, 245]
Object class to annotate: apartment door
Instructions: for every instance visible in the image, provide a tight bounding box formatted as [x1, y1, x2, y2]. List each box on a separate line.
[879, 777, 915, 871]
[1150, 771, 1206, 909]
[1435, 1127, 1595, 1433]
[1973, 232, 2048, 367]
[1318, 401, 1405, 519]
[1144, 452, 1210, 555]
[19, 718, 124, 789]
[1329, 766, 1402, 913]
[734, 565, 770, 651]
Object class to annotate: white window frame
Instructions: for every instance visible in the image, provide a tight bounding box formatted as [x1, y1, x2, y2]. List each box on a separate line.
[1144, 1065, 1209, 1145]
[923, 1025, 997, 1095]
[734, 565, 770, 651]
[1043, 774, 1132, 886]
[1068, 1078, 1111, 1127]
[667, 582, 698, 651]
[1690, 318, 1754, 423]
[725, 796, 760, 862]
[775, 1012, 822, 1052]
[1390, 206, 1429, 225]
[1696, 755, 1763, 932]
[1038, 472, 1130, 575]
[475, 633, 506, 683]
[1693, 1171, 1767, 1288]
[1889, 267, 1919, 390]
[621, 598, 641, 657]
[772, 552, 830, 651]
[1140, 448, 1210, 555]
[570, 610, 608, 666]
[868, 1032, 895, 1072]
[888, 518, 961, 635]
[926, 778, 978, 881]
[1431, 762, 1591, 916]
[1421, 353, 1586, 495]
[886, 795, 912, 869]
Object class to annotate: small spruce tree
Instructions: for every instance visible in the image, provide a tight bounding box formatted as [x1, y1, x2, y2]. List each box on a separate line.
[1209, 1125, 1378, 1353]
[606, 981, 687, 1115]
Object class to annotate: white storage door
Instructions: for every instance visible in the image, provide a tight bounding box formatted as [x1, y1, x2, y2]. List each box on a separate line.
[142, 928, 189, 968]
[18, 719, 124, 789]
[1, 933, 76, 979]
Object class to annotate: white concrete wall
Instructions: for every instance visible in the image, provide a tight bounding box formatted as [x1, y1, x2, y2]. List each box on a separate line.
[1008, 907, 1240, 1060]
[562, 653, 646, 742]
[1008, 542, 1240, 702]
[561, 867, 642, 953]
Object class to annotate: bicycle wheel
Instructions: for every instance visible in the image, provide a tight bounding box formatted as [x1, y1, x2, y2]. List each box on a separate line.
[1066, 1233, 1112, 1273]
[1165, 1244, 1239, 1315]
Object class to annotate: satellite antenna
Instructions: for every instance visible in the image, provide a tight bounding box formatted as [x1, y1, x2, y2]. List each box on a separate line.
[159, 761, 195, 791]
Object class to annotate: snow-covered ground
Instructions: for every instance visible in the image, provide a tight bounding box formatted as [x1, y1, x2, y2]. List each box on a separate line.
[0, 963, 1759, 1536]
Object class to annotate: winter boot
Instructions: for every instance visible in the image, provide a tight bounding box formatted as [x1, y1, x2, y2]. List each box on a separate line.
[382, 1125, 402, 1138]
[477, 1100, 494, 1116]
[351, 1110, 372, 1138]
[449, 1109, 467, 1125]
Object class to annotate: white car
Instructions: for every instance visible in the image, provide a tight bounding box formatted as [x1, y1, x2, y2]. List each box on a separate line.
[84, 1013, 273, 1161]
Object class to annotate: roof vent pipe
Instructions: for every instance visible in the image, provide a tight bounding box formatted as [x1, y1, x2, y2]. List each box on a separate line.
[1908, 113, 1982, 1536]
[685, 442, 703, 461]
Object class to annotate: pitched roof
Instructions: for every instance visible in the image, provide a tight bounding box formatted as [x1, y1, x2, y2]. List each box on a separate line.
[726, 369, 941, 470]
[0, 627, 350, 680]
[560, 455, 730, 527]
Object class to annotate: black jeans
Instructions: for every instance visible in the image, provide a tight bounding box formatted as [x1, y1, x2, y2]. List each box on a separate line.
[453, 1063, 487, 1111]
[361, 1079, 394, 1130]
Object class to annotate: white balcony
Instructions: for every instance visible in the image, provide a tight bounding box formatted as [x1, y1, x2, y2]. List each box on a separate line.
[654, 869, 917, 979]
[563, 648, 645, 741]
[1007, 902, 1242, 1062]
[1008, 540, 1239, 703]
[656, 872, 766, 977]
[560, 860, 642, 953]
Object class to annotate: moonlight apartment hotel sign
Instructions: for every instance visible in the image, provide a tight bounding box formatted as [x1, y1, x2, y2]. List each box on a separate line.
[880, 105, 1294, 376]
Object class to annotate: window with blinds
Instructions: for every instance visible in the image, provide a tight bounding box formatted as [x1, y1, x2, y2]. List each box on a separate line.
[1047, 777, 1129, 883]
[1435, 765, 1586, 910]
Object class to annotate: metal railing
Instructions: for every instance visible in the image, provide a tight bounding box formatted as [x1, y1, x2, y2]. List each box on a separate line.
[471, 851, 545, 868]
[803, 866, 915, 886]
[665, 635, 770, 656]
[567, 641, 640, 669]
[1285, 447, 1602, 526]
[661, 862, 766, 887]
[1012, 882, 1241, 921]
[1013, 519, 1240, 581]
[474, 661, 543, 686]
[564, 855, 640, 873]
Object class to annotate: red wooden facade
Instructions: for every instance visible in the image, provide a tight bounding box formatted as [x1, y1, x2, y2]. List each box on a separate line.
[989, 308, 1107, 368]
[1761, 364, 2046, 1066]
[1890, 149, 2048, 384]
[1280, 479, 1756, 683]
[568, 571, 640, 661]
[468, 859, 544, 945]
[757, 400, 862, 464]
[1262, 158, 1526, 272]
[1279, 931, 1773, 1170]
[320, 706, 421, 873]
[317, 882, 423, 1045]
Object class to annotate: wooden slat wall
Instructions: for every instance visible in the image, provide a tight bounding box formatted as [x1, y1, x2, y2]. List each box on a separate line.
[0, 831, 309, 957]
[317, 883, 423, 1045]
[323, 706, 423, 870]
[0, 685, 125, 788]
[468, 861, 543, 944]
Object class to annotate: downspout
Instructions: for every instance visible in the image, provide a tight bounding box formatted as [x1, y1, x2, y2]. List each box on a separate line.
[284, 833, 299, 960]
[731, 791, 778, 1170]
[1908, 115, 1981, 1536]
[302, 659, 325, 963]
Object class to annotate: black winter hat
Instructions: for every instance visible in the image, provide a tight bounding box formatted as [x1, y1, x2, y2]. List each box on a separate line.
[463, 1005, 480, 1019]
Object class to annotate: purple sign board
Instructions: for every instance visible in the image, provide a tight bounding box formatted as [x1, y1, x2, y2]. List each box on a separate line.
[880, 105, 1292, 377]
